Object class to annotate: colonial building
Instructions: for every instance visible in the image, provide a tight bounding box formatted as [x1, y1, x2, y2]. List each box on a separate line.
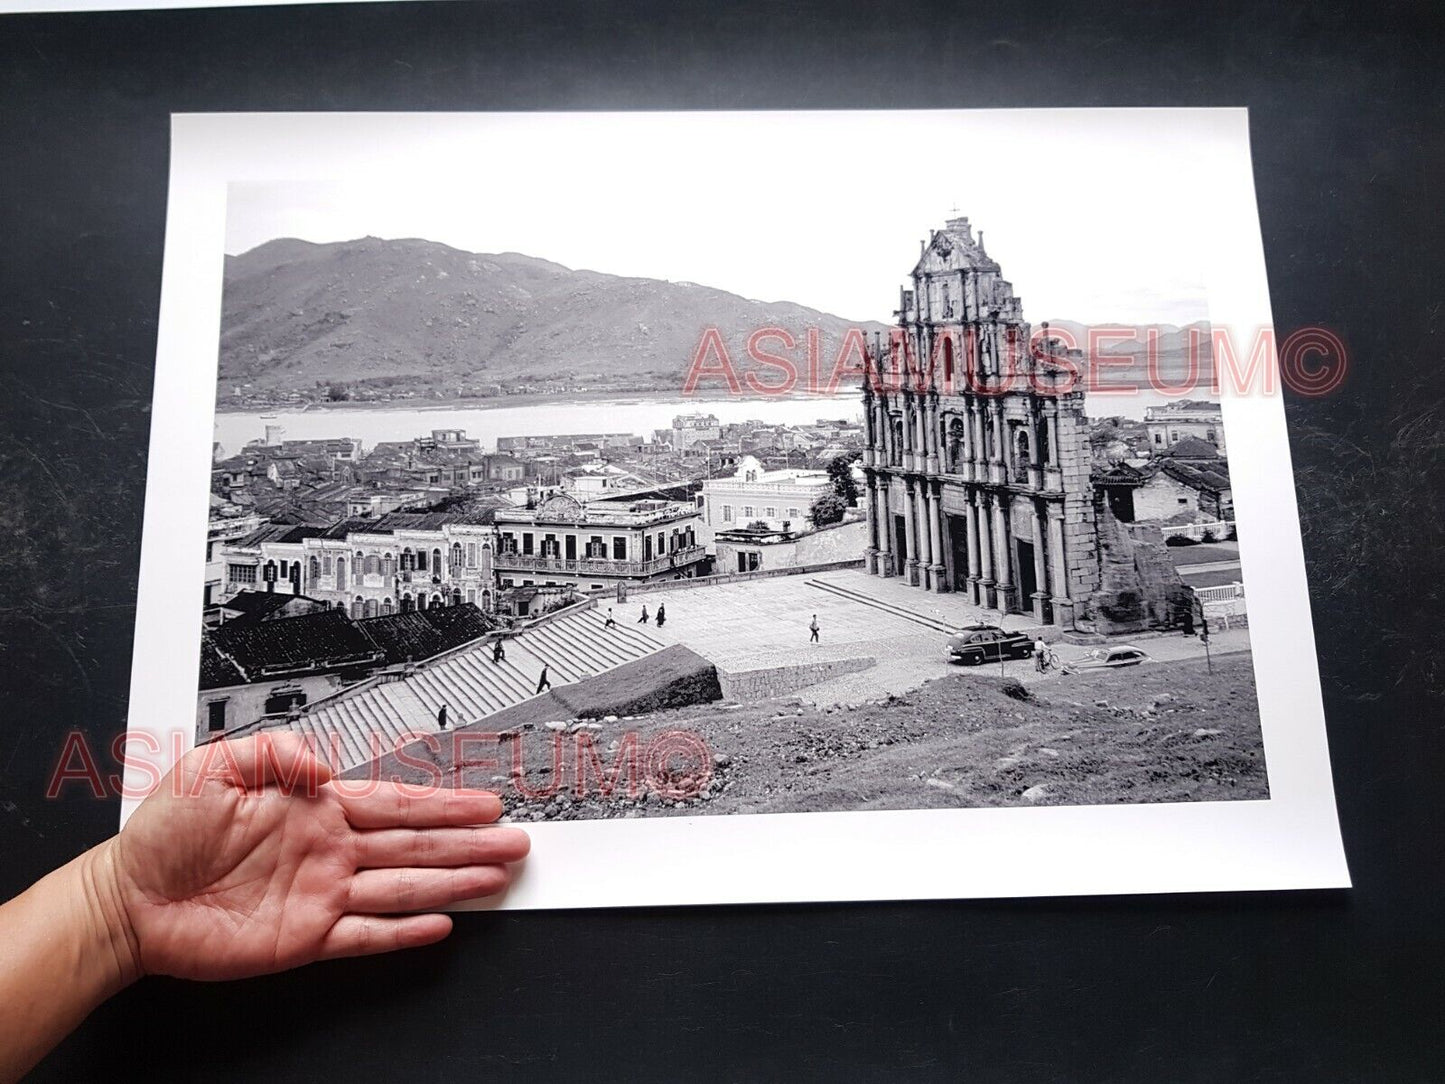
[218, 513, 497, 617]
[492, 492, 705, 591]
[1144, 400, 1226, 455]
[698, 454, 833, 543]
[860, 216, 1099, 626]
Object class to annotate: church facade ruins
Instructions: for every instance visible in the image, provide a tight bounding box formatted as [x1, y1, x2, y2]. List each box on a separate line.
[859, 216, 1104, 628]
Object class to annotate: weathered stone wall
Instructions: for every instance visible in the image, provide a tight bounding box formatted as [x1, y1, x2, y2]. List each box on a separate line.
[1090, 509, 1191, 634]
[718, 656, 876, 702]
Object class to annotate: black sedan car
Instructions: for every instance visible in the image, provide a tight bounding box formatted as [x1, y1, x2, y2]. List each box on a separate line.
[946, 624, 1035, 665]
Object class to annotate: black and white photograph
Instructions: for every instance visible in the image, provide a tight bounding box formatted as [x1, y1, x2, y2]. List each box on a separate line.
[125, 109, 1347, 908]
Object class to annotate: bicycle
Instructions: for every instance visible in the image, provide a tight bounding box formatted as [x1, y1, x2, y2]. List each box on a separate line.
[1034, 646, 1060, 674]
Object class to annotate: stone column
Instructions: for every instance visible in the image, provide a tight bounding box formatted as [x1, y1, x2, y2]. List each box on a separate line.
[965, 496, 982, 603]
[902, 479, 920, 586]
[927, 483, 946, 592]
[993, 495, 1013, 613]
[877, 479, 893, 576]
[1030, 504, 1048, 622]
[991, 402, 1006, 484]
[1047, 503, 1073, 627]
[864, 474, 880, 574]
[915, 478, 932, 576]
[925, 393, 940, 476]
[1044, 405, 1063, 492]
[975, 492, 994, 608]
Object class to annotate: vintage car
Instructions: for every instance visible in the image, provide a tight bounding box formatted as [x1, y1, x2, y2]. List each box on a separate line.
[946, 624, 1035, 665]
[1061, 645, 1151, 673]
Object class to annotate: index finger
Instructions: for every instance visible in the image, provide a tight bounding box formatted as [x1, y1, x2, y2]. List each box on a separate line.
[329, 781, 504, 829]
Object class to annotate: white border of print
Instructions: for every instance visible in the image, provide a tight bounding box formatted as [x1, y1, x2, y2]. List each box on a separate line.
[122, 110, 1349, 909]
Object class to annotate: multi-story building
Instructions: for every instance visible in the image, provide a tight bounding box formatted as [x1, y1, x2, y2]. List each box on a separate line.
[671, 412, 721, 451]
[219, 514, 497, 617]
[698, 454, 833, 543]
[492, 492, 705, 592]
[860, 216, 1100, 627]
[1144, 400, 1226, 455]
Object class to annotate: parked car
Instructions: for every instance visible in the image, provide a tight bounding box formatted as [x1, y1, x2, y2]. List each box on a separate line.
[946, 624, 1034, 665]
[1061, 645, 1151, 673]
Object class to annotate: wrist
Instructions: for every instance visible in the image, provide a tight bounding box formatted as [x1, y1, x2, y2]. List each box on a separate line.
[68, 839, 144, 995]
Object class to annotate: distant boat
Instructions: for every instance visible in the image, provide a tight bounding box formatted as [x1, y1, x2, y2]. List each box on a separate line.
[260, 413, 278, 420]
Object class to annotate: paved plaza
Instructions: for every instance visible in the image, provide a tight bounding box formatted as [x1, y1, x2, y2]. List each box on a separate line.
[629, 568, 1252, 707]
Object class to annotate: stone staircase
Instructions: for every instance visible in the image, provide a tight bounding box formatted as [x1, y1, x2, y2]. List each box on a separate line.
[289, 609, 666, 771]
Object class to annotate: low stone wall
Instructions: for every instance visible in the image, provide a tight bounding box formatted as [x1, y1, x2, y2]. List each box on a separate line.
[600, 558, 865, 599]
[718, 656, 876, 702]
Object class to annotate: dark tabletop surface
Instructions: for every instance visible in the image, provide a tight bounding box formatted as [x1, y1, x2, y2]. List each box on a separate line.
[0, 1, 1440, 1080]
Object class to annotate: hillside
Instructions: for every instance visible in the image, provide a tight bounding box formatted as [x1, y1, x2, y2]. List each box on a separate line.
[219, 236, 889, 403]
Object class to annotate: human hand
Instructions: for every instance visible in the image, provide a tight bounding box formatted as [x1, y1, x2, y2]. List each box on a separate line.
[89, 732, 528, 983]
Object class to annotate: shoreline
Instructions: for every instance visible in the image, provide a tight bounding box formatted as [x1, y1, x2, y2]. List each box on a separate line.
[215, 387, 861, 415]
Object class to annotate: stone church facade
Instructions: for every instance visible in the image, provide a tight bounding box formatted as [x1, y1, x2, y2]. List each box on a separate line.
[860, 216, 1100, 628]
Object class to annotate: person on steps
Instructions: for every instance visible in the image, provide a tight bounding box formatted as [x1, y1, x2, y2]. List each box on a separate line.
[638, 605, 649, 623]
[492, 637, 506, 664]
[655, 603, 666, 629]
[809, 615, 820, 643]
[604, 608, 616, 629]
[535, 665, 551, 695]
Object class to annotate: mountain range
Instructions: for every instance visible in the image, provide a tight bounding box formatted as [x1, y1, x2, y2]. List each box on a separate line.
[219, 237, 888, 400]
[218, 237, 1212, 401]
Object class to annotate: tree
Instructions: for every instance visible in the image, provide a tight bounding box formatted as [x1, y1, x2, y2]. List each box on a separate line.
[810, 491, 847, 528]
[827, 453, 860, 506]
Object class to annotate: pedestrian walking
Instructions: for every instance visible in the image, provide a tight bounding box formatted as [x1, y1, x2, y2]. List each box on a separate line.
[535, 664, 551, 695]
[604, 607, 617, 628]
[437, 704, 448, 730]
[809, 614, 819, 643]
[655, 603, 666, 628]
[638, 604, 649, 623]
[492, 637, 506, 664]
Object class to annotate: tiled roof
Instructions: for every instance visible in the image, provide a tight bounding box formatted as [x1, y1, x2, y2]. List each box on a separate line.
[320, 512, 495, 538]
[205, 609, 383, 685]
[356, 603, 499, 665]
[1161, 436, 1221, 460]
[198, 637, 246, 690]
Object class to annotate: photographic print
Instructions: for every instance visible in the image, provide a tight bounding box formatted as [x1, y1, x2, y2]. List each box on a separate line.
[125, 110, 1349, 908]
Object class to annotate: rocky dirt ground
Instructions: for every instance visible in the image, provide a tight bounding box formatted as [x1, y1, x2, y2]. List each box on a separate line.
[491, 653, 1268, 821]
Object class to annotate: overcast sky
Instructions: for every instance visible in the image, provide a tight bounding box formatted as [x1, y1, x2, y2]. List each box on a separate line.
[223, 110, 1233, 326]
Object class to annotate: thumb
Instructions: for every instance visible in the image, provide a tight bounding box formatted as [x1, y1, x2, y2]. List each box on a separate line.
[196, 732, 334, 795]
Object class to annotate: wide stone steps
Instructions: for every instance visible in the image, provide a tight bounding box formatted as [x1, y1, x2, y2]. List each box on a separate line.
[289, 609, 666, 771]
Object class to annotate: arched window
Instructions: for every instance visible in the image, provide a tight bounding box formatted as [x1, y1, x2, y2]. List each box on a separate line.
[382, 597, 394, 616]
[942, 334, 955, 389]
[415, 548, 427, 572]
[350, 598, 363, 619]
[365, 554, 380, 576]
[353, 552, 364, 585]
[1016, 429, 1031, 480]
[308, 555, 320, 584]
[451, 589, 463, 607]
[382, 553, 395, 579]
[335, 556, 346, 589]
[401, 547, 414, 572]
[450, 542, 463, 571]
[431, 593, 443, 609]
[363, 598, 377, 618]
[416, 594, 427, 611]
[322, 555, 333, 576]
[401, 593, 413, 613]
[481, 589, 492, 611]
[431, 549, 442, 576]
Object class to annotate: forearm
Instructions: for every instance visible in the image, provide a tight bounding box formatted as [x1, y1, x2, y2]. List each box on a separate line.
[0, 840, 140, 1084]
